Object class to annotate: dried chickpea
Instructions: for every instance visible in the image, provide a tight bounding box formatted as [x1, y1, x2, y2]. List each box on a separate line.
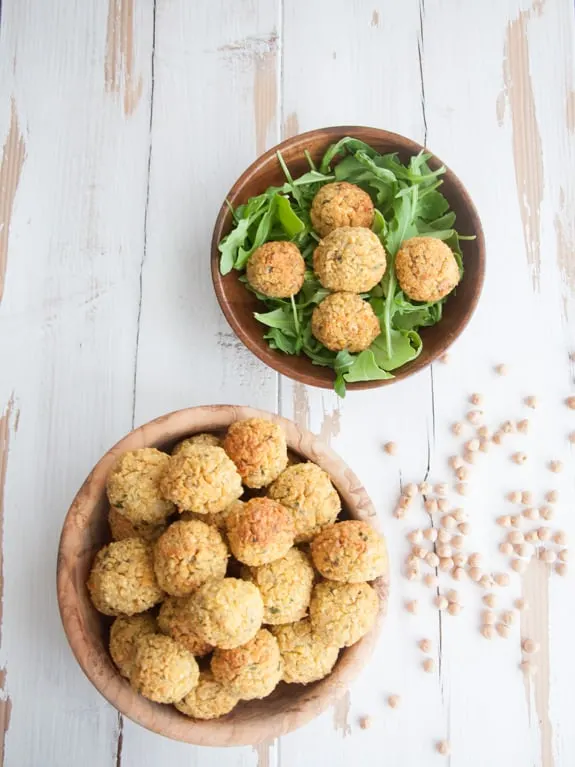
[423, 658, 435, 673]
[384, 442, 397, 455]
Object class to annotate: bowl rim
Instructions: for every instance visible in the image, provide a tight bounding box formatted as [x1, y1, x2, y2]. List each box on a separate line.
[211, 124, 486, 390]
[57, 405, 389, 746]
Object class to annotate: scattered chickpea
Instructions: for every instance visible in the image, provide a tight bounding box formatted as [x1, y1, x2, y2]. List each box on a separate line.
[465, 438, 480, 452]
[541, 549, 557, 564]
[523, 507, 539, 521]
[469, 567, 483, 582]
[525, 530, 539, 543]
[520, 660, 537, 676]
[407, 529, 423, 544]
[517, 543, 534, 558]
[453, 508, 466, 522]
[458, 522, 471, 535]
[398, 495, 411, 510]
[480, 574, 494, 589]
[556, 562, 568, 576]
[448, 602, 462, 616]
[494, 572, 510, 587]
[502, 420, 515, 434]
[438, 529, 452, 543]
[525, 396, 538, 409]
[501, 610, 515, 626]
[437, 498, 450, 512]
[451, 422, 463, 436]
[569, 432, 575, 444]
[492, 432, 504, 445]
[514, 598, 527, 611]
[467, 410, 483, 426]
[510, 515, 523, 528]
[439, 353, 450, 364]
[549, 460, 563, 473]
[439, 557, 454, 572]
[470, 393, 483, 406]
[540, 506, 554, 521]
[425, 552, 440, 568]
[481, 624, 495, 639]
[497, 515, 512, 528]
[419, 638, 432, 653]
[545, 490, 558, 504]
[482, 610, 496, 625]
[483, 594, 497, 608]
[463, 450, 477, 465]
[566, 395, 575, 410]
[508, 491, 522, 504]
[404, 483, 418, 497]
[451, 534, 465, 550]
[558, 549, 569, 562]
[437, 543, 453, 559]
[496, 622, 510, 638]
[412, 545, 427, 559]
[406, 568, 419, 582]
[442, 515, 457, 529]
[512, 452, 528, 465]
[449, 455, 464, 470]
[423, 527, 438, 543]
[495, 364, 508, 375]
[517, 419, 530, 434]
[452, 567, 466, 581]
[479, 438, 491, 453]
[405, 600, 418, 614]
[522, 638, 539, 654]
[521, 491, 533, 505]
[434, 595, 448, 610]
[424, 573, 438, 588]
[453, 553, 467, 567]
[424, 498, 438, 514]
[406, 554, 419, 567]
[437, 740, 451, 757]
[423, 658, 436, 673]
[419, 481, 431, 495]
[478, 425, 490, 438]
[394, 507, 406, 519]
[359, 716, 372, 730]
[384, 442, 397, 455]
[387, 695, 401, 709]
[499, 542, 514, 555]
[434, 483, 448, 497]
[508, 531, 524, 545]
[455, 482, 468, 496]
[538, 527, 552, 542]
[466, 552, 480, 568]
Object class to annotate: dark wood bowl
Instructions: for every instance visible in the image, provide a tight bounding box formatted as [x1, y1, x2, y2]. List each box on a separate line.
[57, 405, 388, 746]
[211, 126, 485, 390]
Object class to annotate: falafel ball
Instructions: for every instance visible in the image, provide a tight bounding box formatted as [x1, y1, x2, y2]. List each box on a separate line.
[180, 500, 243, 532]
[226, 497, 295, 566]
[395, 236, 460, 302]
[160, 445, 243, 514]
[157, 596, 213, 657]
[130, 634, 199, 704]
[172, 433, 222, 456]
[187, 577, 264, 649]
[211, 629, 282, 701]
[310, 182, 374, 237]
[313, 226, 386, 293]
[108, 506, 167, 543]
[309, 580, 379, 648]
[272, 618, 339, 684]
[310, 520, 387, 582]
[109, 613, 157, 678]
[153, 519, 228, 597]
[106, 448, 174, 526]
[87, 539, 164, 616]
[268, 462, 341, 543]
[175, 670, 239, 720]
[246, 241, 306, 299]
[311, 292, 380, 353]
[242, 547, 314, 625]
[223, 418, 288, 489]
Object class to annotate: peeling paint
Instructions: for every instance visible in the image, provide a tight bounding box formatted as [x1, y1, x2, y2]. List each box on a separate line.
[554, 199, 575, 298]
[0, 395, 14, 643]
[253, 738, 275, 767]
[371, 10, 380, 27]
[566, 90, 575, 134]
[333, 689, 351, 737]
[319, 402, 341, 444]
[521, 560, 553, 767]
[283, 112, 299, 141]
[292, 383, 310, 432]
[105, 0, 143, 116]
[254, 49, 278, 156]
[219, 32, 279, 59]
[502, 5, 544, 291]
[495, 90, 506, 126]
[0, 667, 11, 767]
[0, 99, 26, 305]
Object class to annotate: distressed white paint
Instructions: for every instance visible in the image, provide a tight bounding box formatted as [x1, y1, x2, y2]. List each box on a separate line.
[0, 0, 573, 766]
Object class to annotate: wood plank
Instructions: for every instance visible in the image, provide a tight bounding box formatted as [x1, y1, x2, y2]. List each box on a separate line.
[0, 0, 155, 764]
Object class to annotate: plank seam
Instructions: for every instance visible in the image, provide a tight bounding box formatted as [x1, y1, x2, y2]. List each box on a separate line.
[417, 0, 428, 145]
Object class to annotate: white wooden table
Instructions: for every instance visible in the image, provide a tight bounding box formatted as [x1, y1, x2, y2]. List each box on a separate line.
[1, 1, 574, 765]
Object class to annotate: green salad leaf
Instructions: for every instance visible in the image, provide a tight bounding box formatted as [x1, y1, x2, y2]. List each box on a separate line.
[219, 136, 472, 395]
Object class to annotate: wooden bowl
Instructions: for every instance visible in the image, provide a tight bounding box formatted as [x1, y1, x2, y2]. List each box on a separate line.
[211, 126, 485, 390]
[57, 405, 388, 746]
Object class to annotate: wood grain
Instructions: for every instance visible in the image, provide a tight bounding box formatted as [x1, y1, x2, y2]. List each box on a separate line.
[57, 405, 388, 747]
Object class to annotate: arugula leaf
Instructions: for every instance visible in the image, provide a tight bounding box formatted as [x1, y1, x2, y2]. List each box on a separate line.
[370, 329, 422, 371]
[416, 190, 449, 221]
[320, 137, 378, 173]
[219, 217, 250, 275]
[276, 195, 305, 237]
[264, 327, 298, 354]
[344, 350, 394, 383]
[254, 306, 297, 334]
[334, 373, 347, 398]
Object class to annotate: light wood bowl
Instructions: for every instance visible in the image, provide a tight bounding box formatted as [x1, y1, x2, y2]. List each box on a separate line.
[57, 405, 388, 746]
[211, 126, 485, 390]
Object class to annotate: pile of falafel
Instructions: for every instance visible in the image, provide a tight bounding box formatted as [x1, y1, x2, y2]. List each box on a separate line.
[246, 181, 461, 354]
[87, 418, 388, 720]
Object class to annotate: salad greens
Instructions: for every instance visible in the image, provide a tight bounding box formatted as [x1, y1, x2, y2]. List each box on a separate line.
[219, 137, 467, 397]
